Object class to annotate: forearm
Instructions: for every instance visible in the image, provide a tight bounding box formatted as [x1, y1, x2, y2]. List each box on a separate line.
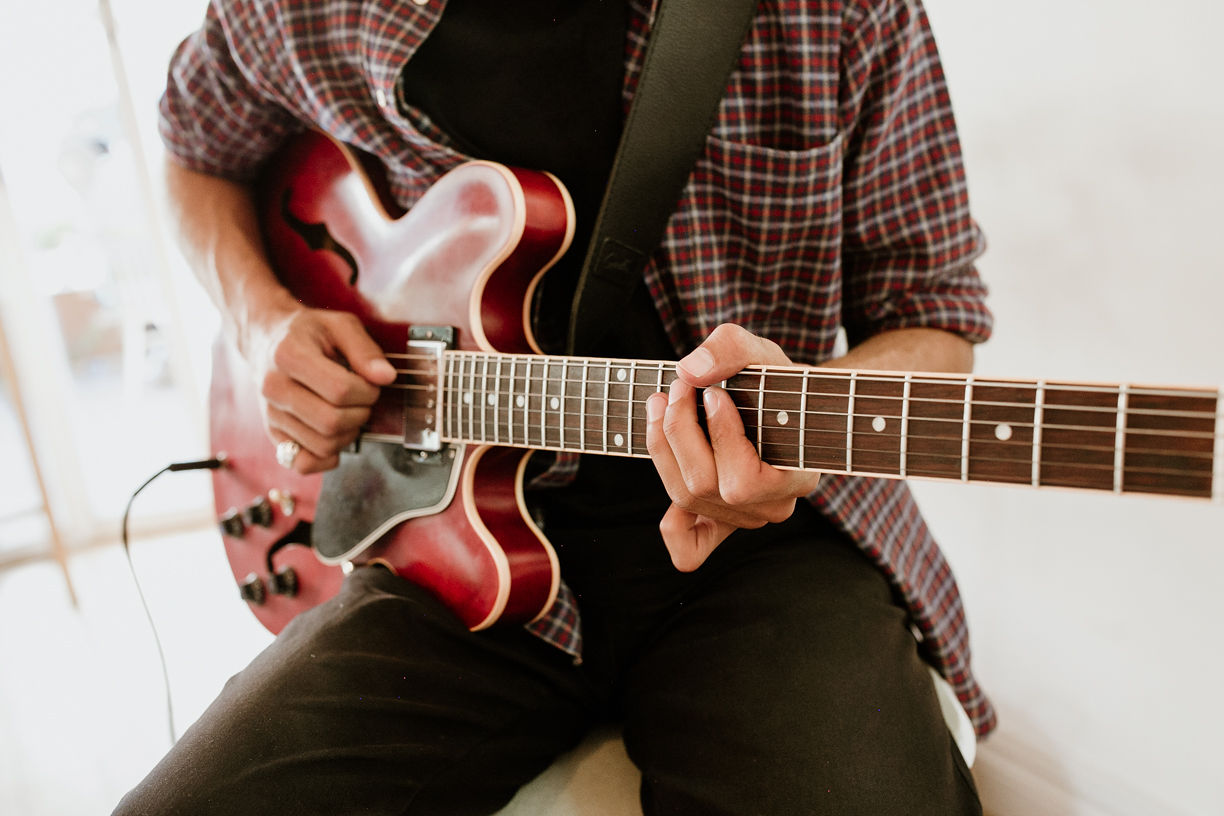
[823, 327, 975, 374]
[163, 157, 298, 355]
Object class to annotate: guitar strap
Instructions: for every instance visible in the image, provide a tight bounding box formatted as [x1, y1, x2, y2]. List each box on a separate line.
[566, 0, 761, 355]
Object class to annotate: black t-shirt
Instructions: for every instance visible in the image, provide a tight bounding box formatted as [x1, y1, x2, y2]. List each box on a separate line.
[397, 0, 674, 523]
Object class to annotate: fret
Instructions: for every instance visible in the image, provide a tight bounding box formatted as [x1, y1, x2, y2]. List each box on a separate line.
[478, 355, 490, 443]
[756, 368, 767, 459]
[1031, 381, 1046, 487]
[1039, 385, 1119, 491]
[846, 372, 858, 473]
[899, 374, 912, 478]
[563, 360, 586, 452]
[579, 360, 589, 453]
[1113, 385, 1128, 493]
[464, 355, 476, 443]
[905, 378, 963, 480]
[555, 360, 569, 450]
[513, 357, 526, 447]
[601, 362, 610, 453]
[849, 375, 906, 476]
[749, 368, 804, 469]
[602, 361, 632, 455]
[967, 383, 1037, 485]
[444, 355, 455, 439]
[1122, 388, 1216, 498]
[961, 377, 973, 482]
[625, 361, 637, 455]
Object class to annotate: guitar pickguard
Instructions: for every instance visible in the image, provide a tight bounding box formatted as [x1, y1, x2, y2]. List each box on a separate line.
[313, 441, 464, 564]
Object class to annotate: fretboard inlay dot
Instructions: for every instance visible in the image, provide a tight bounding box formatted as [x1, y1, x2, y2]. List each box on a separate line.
[872, 416, 886, 433]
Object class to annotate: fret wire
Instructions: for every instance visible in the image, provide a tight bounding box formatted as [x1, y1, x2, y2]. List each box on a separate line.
[558, 361, 567, 450]
[627, 360, 638, 455]
[798, 369, 809, 471]
[444, 355, 454, 438]
[602, 361, 610, 454]
[1113, 385, 1129, 493]
[845, 372, 857, 473]
[539, 359, 548, 448]
[1032, 381, 1046, 488]
[899, 373, 912, 478]
[580, 360, 589, 454]
[520, 357, 529, 447]
[961, 377, 974, 482]
[494, 355, 504, 445]
[466, 355, 475, 443]
[757, 368, 767, 458]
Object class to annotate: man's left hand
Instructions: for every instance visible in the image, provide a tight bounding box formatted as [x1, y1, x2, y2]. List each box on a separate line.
[644, 324, 822, 571]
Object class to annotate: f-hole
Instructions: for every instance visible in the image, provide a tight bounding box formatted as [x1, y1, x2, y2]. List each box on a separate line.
[280, 188, 360, 285]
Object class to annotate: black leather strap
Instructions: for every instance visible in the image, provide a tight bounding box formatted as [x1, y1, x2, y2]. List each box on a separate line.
[566, 0, 760, 355]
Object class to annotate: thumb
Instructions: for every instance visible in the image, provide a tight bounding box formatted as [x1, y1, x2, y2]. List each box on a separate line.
[324, 315, 398, 386]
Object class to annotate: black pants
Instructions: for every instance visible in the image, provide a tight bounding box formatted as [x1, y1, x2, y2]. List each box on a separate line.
[114, 501, 980, 815]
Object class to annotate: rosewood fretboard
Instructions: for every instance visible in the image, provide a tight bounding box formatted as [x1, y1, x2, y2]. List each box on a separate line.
[420, 351, 1221, 501]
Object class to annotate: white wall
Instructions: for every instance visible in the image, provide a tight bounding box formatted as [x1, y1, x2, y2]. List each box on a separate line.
[920, 2, 1224, 813]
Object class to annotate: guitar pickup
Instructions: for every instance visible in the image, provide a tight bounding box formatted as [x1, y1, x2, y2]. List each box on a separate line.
[402, 326, 452, 452]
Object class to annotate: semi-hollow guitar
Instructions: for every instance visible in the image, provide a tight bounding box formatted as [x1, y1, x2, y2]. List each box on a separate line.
[210, 131, 1223, 635]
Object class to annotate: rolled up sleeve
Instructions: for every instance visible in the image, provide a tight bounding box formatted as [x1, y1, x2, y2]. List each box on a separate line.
[838, 0, 993, 348]
[158, 0, 296, 180]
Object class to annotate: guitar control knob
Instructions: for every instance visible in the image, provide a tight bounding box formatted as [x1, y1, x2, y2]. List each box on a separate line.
[219, 508, 245, 538]
[270, 566, 299, 597]
[244, 497, 274, 528]
[238, 573, 267, 605]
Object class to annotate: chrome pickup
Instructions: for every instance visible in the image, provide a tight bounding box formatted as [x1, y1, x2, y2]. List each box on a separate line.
[402, 327, 451, 452]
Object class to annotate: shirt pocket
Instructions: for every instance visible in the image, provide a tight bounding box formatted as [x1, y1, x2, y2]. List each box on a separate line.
[655, 132, 848, 359]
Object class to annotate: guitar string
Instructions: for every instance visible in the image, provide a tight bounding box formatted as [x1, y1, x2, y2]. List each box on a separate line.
[385, 377, 1223, 445]
[384, 360, 1222, 423]
[415, 352, 1222, 401]
[387, 377, 1220, 450]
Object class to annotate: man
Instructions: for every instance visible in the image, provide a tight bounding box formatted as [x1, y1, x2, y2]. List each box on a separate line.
[118, 0, 993, 813]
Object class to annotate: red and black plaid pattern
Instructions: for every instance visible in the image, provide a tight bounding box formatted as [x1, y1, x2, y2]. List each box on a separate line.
[162, 0, 996, 735]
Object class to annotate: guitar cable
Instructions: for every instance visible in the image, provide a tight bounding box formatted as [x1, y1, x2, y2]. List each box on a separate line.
[120, 455, 227, 747]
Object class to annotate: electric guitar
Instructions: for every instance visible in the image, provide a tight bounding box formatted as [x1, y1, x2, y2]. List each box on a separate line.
[210, 130, 1223, 636]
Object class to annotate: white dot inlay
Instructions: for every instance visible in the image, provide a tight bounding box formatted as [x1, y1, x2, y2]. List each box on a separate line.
[487, 394, 497, 406]
[872, 416, 887, 433]
[515, 396, 525, 408]
[550, 397, 561, 410]
[463, 392, 473, 405]
[995, 423, 1014, 442]
[614, 433, 625, 447]
[777, 411, 789, 426]
[616, 368, 627, 382]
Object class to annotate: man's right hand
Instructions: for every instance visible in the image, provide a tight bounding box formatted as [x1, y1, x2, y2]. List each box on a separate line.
[163, 158, 397, 475]
[248, 306, 398, 474]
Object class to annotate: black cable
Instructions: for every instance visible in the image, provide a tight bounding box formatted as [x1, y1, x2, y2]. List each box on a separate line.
[120, 455, 226, 747]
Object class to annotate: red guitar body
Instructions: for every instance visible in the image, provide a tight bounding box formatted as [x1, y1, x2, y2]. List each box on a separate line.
[209, 131, 575, 634]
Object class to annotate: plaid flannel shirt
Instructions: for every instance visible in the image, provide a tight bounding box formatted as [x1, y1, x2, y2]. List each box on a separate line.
[162, 0, 997, 736]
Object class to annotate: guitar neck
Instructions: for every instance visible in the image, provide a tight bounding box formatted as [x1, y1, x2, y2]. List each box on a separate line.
[429, 350, 1222, 501]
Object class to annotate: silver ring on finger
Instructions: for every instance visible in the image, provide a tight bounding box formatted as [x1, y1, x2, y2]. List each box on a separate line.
[275, 439, 302, 469]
